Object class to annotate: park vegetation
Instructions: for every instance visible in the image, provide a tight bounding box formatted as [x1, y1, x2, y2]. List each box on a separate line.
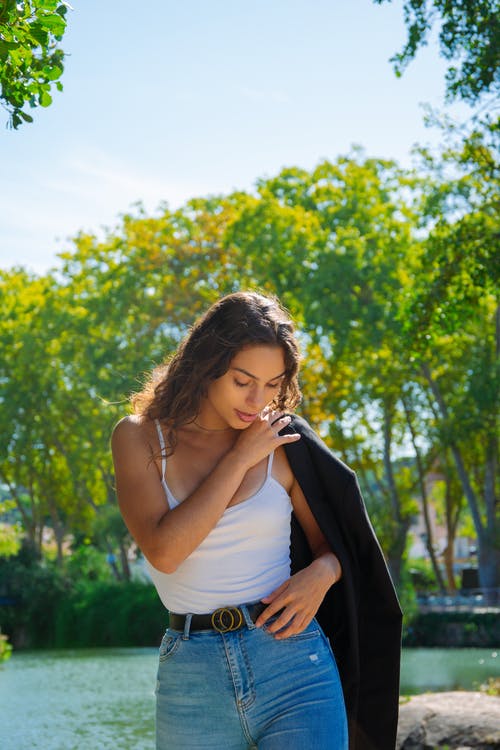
[0, 0, 68, 128]
[375, 0, 500, 103]
[0, 117, 498, 648]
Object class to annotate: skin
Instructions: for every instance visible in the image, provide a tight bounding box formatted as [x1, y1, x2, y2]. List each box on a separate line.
[112, 344, 342, 639]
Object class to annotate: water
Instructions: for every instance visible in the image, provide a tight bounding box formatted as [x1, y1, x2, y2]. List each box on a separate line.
[0, 648, 156, 750]
[400, 648, 499, 694]
[1, 648, 499, 750]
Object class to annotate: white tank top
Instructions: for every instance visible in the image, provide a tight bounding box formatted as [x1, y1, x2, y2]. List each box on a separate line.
[145, 420, 293, 614]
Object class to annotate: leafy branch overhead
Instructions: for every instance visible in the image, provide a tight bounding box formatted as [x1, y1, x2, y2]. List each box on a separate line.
[374, 0, 500, 103]
[0, 0, 69, 128]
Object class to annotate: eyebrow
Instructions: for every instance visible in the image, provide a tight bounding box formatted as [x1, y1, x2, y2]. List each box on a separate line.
[231, 367, 286, 382]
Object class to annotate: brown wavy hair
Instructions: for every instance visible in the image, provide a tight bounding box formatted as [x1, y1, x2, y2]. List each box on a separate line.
[132, 291, 301, 453]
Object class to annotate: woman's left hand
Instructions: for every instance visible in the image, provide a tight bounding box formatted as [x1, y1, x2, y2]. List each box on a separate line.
[255, 555, 339, 639]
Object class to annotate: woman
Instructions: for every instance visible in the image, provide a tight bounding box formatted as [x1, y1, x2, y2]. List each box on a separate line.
[112, 292, 402, 750]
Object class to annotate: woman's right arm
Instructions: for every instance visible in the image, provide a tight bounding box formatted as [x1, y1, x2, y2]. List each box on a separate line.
[111, 413, 299, 573]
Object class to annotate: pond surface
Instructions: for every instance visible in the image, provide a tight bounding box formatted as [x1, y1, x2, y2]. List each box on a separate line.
[1, 647, 498, 750]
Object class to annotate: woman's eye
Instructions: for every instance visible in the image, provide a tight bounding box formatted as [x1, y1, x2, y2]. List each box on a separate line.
[234, 379, 249, 388]
[268, 383, 280, 389]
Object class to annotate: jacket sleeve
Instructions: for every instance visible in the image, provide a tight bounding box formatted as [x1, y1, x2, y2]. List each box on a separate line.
[338, 473, 403, 749]
[286, 416, 403, 749]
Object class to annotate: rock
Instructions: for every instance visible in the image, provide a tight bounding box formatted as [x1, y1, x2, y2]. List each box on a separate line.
[397, 691, 500, 749]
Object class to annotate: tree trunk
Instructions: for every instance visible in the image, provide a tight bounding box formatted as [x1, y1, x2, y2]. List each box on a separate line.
[480, 305, 499, 603]
[421, 363, 483, 532]
[478, 545, 500, 605]
[442, 458, 464, 593]
[382, 400, 408, 586]
[7, 483, 44, 559]
[105, 539, 122, 581]
[442, 483, 456, 594]
[401, 394, 447, 593]
[119, 542, 131, 582]
[48, 499, 65, 567]
[442, 541, 456, 593]
[483, 434, 498, 601]
[420, 363, 498, 597]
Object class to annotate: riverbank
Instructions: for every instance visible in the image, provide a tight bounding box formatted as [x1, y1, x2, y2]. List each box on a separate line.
[397, 691, 500, 749]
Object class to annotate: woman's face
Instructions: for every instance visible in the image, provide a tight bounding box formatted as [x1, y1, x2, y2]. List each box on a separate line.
[199, 344, 287, 430]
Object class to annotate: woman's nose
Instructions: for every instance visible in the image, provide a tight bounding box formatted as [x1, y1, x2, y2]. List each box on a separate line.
[246, 385, 265, 409]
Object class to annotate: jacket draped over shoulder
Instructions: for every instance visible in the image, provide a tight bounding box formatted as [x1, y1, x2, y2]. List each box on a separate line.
[284, 415, 403, 750]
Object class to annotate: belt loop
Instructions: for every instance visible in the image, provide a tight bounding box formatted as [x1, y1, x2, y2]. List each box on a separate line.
[182, 613, 192, 640]
[240, 604, 256, 630]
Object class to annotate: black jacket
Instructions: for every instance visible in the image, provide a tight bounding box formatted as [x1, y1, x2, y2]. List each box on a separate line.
[283, 415, 403, 750]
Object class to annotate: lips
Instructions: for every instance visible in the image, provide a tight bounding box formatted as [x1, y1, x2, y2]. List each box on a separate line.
[235, 409, 258, 423]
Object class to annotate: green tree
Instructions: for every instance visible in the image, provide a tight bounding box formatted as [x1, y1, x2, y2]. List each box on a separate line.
[0, 0, 68, 128]
[0, 268, 99, 559]
[406, 121, 499, 599]
[227, 154, 423, 584]
[374, 0, 500, 102]
[0, 201, 243, 566]
[2, 149, 495, 600]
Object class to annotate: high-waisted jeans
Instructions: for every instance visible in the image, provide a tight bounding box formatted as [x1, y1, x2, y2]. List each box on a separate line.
[155, 605, 348, 749]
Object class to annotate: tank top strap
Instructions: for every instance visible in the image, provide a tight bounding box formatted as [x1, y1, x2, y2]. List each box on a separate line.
[155, 419, 167, 480]
[266, 450, 274, 477]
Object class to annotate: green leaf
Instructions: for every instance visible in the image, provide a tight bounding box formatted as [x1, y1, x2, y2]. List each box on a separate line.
[0, 39, 18, 60]
[29, 22, 49, 46]
[11, 111, 22, 128]
[19, 110, 34, 122]
[39, 90, 52, 107]
[39, 13, 66, 36]
[42, 64, 63, 81]
[37, 0, 60, 11]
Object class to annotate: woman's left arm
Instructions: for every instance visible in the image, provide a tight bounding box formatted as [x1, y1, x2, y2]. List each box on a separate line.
[255, 475, 342, 638]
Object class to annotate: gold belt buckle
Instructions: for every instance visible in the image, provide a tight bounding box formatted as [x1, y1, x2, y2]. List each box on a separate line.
[211, 606, 244, 633]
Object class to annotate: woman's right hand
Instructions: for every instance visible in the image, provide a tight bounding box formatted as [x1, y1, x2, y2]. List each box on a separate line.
[231, 409, 301, 470]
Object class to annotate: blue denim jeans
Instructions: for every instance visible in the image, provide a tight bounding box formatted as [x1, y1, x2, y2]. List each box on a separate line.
[155, 605, 348, 749]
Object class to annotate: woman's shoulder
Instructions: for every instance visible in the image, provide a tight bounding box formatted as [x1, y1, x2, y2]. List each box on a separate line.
[113, 413, 146, 433]
[111, 414, 155, 448]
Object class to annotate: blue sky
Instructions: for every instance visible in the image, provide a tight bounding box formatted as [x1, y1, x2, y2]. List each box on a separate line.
[0, 0, 471, 274]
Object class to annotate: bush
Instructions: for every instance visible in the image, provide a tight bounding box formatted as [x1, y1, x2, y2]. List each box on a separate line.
[407, 557, 441, 594]
[54, 580, 167, 648]
[0, 542, 69, 647]
[0, 542, 167, 648]
[403, 610, 500, 647]
[64, 544, 113, 583]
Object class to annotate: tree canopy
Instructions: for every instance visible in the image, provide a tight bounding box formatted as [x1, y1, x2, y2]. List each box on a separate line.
[0, 0, 68, 128]
[1, 142, 497, 596]
[374, 0, 500, 102]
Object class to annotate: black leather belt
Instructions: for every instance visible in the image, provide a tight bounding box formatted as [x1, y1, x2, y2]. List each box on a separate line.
[169, 602, 266, 633]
